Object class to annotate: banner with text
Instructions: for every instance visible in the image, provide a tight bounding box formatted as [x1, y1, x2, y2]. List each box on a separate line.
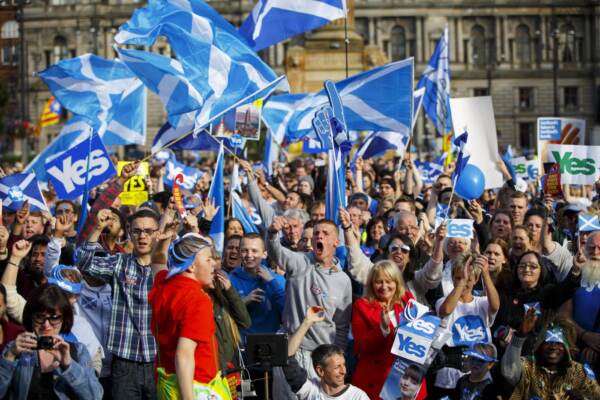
[547, 144, 600, 185]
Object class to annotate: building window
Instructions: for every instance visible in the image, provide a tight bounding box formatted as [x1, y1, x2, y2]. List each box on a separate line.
[470, 25, 486, 68]
[519, 122, 535, 150]
[53, 36, 69, 63]
[561, 24, 576, 62]
[515, 24, 531, 64]
[1, 20, 18, 39]
[564, 86, 579, 109]
[473, 88, 489, 97]
[2, 45, 18, 65]
[390, 25, 406, 61]
[519, 87, 534, 110]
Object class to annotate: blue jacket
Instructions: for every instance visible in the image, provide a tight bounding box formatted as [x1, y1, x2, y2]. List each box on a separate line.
[0, 341, 103, 400]
[229, 267, 286, 336]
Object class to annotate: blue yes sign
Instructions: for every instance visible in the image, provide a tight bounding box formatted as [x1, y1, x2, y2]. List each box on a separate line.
[46, 134, 116, 200]
[392, 313, 441, 364]
[447, 219, 474, 239]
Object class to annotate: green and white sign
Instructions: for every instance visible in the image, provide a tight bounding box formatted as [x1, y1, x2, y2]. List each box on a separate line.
[511, 156, 539, 181]
[547, 144, 600, 184]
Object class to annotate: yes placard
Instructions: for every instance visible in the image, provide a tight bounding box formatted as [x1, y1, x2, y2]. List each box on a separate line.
[547, 144, 600, 184]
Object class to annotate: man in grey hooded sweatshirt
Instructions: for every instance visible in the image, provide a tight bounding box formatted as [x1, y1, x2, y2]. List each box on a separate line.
[268, 216, 352, 398]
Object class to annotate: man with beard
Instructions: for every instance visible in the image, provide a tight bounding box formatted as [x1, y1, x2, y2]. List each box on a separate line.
[501, 310, 600, 399]
[560, 230, 600, 372]
[14, 235, 48, 298]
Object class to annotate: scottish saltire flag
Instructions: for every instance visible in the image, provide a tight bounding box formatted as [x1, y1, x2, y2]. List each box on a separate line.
[115, 0, 287, 136]
[25, 117, 91, 182]
[208, 143, 225, 252]
[262, 130, 280, 177]
[417, 27, 452, 136]
[152, 122, 219, 153]
[414, 154, 445, 185]
[453, 131, 470, 179]
[0, 173, 48, 212]
[578, 215, 600, 232]
[231, 191, 258, 234]
[354, 131, 410, 160]
[239, 0, 346, 51]
[501, 144, 517, 182]
[164, 158, 203, 190]
[263, 58, 414, 142]
[412, 87, 425, 131]
[37, 54, 146, 146]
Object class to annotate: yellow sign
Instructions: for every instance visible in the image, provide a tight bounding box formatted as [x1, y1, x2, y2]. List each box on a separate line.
[117, 161, 149, 206]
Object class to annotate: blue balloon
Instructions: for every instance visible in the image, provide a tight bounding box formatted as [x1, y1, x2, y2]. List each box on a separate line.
[455, 164, 485, 200]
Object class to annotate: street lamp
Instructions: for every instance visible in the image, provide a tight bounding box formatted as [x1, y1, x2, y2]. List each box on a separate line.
[15, 0, 31, 163]
[551, 27, 560, 117]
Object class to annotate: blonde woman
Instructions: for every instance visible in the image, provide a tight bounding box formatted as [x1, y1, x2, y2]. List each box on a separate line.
[351, 260, 414, 400]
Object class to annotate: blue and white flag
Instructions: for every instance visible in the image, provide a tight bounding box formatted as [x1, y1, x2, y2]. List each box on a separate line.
[303, 136, 328, 154]
[164, 158, 203, 191]
[414, 154, 445, 185]
[578, 215, 600, 232]
[231, 191, 258, 234]
[501, 145, 517, 182]
[412, 87, 425, 131]
[115, 0, 287, 140]
[417, 27, 452, 136]
[45, 133, 116, 200]
[263, 58, 414, 142]
[262, 129, 280, 177]
[37, 54, 146, 146]
[239, 0, 346, 51]
[0, 173, 48, 212]
[152, 122, 219, 153]
[453, 130, 470, 179]
[208, 143, 225, 252]
[353, 131, 410, 160]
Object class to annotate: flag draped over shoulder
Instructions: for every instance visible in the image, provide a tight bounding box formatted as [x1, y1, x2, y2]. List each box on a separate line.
[417, 28, 452, 137]
[37, 54, 146, 146]
[239, 0, 346, 51]
[263, 58, 414, 142]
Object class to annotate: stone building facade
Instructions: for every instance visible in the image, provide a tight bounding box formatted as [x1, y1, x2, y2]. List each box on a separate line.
[16, 0, 600, 157]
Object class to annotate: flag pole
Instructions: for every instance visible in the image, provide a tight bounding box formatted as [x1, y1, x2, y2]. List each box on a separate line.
[77, 127, 94, 234]
[344, 16, 349, 78]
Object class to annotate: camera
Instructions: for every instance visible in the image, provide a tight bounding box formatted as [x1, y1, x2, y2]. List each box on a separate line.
[37, 336, 54, 350]
[246, 333, 288, 369]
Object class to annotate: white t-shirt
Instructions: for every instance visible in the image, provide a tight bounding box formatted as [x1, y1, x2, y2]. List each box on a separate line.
[296, 379, 369, 400]
[434, 295, 497, 389]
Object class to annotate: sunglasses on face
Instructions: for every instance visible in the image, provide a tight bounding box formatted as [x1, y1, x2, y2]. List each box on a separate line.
[32, 313, 63, 326]
[389, 244, 410, 254]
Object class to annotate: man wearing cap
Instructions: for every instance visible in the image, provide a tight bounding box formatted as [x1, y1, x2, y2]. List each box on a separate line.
[501, 310, 600, 399]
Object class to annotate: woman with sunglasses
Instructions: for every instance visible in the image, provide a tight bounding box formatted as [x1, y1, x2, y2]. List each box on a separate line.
[341, 208, 446, 307]
[0, 284, 102, 399]
[351, 260, 416, 400]
[493, 251, 581, 357]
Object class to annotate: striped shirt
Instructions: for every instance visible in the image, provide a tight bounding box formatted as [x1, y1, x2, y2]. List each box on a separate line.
[77, 242, 156, 362]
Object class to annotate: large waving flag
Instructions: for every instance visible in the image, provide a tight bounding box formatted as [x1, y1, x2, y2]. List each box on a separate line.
[263, 58, 413, 142]
[231, 191, 258, 234]
[239, 0, 346, 51]
[354, 131, 410, 161]
[417, 28, 452, 137]
[0, 173, 48, 212]
[208, 143, 225, 252]
[115, 0, 287, 140]
[37, 54, 146, 146]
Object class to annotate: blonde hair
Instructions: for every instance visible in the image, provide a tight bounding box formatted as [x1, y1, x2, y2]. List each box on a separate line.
[451, 252, 482, 281]
[365, 260, 407, 305]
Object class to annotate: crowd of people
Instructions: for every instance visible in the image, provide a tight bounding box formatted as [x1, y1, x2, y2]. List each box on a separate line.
[0, 150, 599, 400]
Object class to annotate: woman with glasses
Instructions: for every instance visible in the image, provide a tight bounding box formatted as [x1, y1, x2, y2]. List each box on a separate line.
[342, 208, 446, 307]
[351, 260, 415, 400]
[493, 251, 581, 357]
[0, 284, 102, 399]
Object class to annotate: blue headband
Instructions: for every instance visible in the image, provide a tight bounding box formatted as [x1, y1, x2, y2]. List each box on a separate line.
[166, 233, 210, 279]
[464, 349, 497, 363]
[48, 264, 82, 295]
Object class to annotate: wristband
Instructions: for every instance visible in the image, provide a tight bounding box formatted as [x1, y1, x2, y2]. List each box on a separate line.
[342, 225, 352, 231]
[7, 261, 19, 267]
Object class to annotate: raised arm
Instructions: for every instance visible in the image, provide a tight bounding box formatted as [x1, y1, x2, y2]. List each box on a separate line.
[288, 306, 326, 356]
[437, 262, 469, 318]
[340, 207, 373, 285]
[267, 217, 308, 276]
[476, 255, 500, 316]
[151, 209, 179, 279]
[501, 308, 537, 386]
[413, 223, 446, 292]
[1, 240, 32, 323]
[240, 160, 277, 229]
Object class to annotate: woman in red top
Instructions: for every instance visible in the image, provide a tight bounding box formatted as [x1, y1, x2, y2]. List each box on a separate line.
[352, 260, 414, 400]
[149, 232, 222, 399]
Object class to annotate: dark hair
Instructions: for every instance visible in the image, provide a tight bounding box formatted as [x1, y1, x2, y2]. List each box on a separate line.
[226, 218, 245, 236]
[127, 208, 160, 225]
[310, 201, 325, 212]
[380, 177, 396, 191]
[514, 250, 549, 288]
[299, 193, 312, 210]
[55, 200, 80, 216]
[395, 196, 416, 213]
[303, 220, 315, 230]
[109, 207, 127, 241]
[29, 234, 50, 249]
[513, 225, 533, 241]
[311, 344, 344, 368]
[490, 209, 513, 228]
[23, 284, 74, 334]
[402, 364, 425, 382]
[485, 239, 509, 267]
[152, 191, 172, 210]
[365, 217, 388, 247]
[224, 234, 243, 248]
[438, 187, 453, 202]
[524, 207, 547, 222]
[384, 233, 417, 282]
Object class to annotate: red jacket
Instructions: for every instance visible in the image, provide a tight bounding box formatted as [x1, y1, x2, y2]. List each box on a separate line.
[351, 291, 414, 400]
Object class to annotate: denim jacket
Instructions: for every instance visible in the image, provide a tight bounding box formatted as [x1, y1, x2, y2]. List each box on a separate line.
[0, 341, 103, 400]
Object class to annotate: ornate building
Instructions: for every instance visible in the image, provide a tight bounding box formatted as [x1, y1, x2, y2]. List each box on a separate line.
[16, 0, 600, 158]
